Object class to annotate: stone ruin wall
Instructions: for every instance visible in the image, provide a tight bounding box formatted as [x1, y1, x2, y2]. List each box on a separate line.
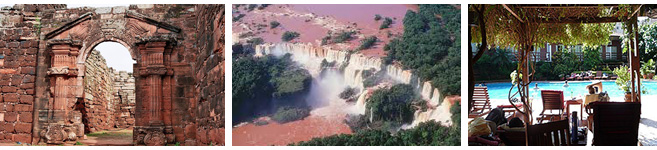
[193, 5, 225, 145]
[82, 49, 115, 133]
[0, 4, 225, 145]
[112, 69, 136, 129]
[0, 4, 49, 143]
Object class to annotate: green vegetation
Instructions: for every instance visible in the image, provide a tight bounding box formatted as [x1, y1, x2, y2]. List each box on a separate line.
[366, 84, 416, 124]
[233, 54, 312, 124]
[357, 36, 378, 50]
[233, 13, 246, 22]
[637, 23, 657, 62]
[321, 31, 356, 45]
[379, 17, 393, 29]
[270, 21, 280, 29]
[271, 106, 311, 123]
[246, 37, 264, 45]
[339, 87, 358, 99]
[384, 5, 461, 95]
[451, 101, 460, 126]
[282, 31, 300, 42]
[74, 142, 83, 145]
[333, 31, 356, 43]
[291, 120, 459, 146]
[362, 70, 385, 88]
[374, 14, 382, 21]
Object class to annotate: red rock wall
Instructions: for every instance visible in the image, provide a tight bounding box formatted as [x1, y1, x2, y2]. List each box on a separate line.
[193, 4, 225, 146]
[0, 5, 41, 144]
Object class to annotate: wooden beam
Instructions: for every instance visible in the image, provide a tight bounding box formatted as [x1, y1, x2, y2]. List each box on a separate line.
[503, 4, 525, 23]
[628, 4, 643, 20]
[531, 17, 623, 24]
[515, 4, 618, 9]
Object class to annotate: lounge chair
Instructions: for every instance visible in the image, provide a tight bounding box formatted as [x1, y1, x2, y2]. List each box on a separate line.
[594, 71, 603, 79]
[527, 119, 571, 146]
[587, 102, 641, 146]
[497, 104, 524, 119]
[536, 90, 565, 123]
[469, 86, 492, 118]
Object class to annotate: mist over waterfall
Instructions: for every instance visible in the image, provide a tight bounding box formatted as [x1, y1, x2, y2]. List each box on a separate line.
[255, 43, 453, 127]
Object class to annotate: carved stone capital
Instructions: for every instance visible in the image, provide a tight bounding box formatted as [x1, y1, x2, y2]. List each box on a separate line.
[137, 66, 167, 76]
[47, 67, 69, 75]
[47, 67, 78, 76]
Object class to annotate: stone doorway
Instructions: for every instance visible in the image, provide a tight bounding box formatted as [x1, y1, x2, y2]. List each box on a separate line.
[71, 41, 136, 145]
[36, 10, 187, 146]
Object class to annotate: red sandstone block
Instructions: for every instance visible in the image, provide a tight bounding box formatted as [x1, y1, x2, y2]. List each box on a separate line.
[2, 86, 18, 93]
[3, 93, 19, 102]
[14, 104, 32, 112]
[185, 125, 196, 139]
[19, 83, 34, 89]
[2, 122, 14, 132]
[12, 134, 31, 143]
[4, 112, 18, 122]
[25, 89, 34, 95]
[19, 112, 32, 123]
[7, 42, 19, 48]
[25, 48, 37, 55]
[197, 128, 209, 144]
[0, 69, 17, 74]
[10, 75, 22, 85]
[0, 80, 9, 86]
[14, 123, 31, 133]
[211, 128, 224, 145]
[19, 95, 33, 104]
[20, 67, 35, 75]
[22, 75, 35, 83]
[4, 104, 14, 111]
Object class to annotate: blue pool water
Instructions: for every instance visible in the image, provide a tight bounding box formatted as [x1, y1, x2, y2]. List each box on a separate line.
[481, 81, 657, 99]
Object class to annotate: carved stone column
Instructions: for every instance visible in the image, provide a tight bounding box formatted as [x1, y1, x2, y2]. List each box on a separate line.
[134, 40, 174, 146]
[41, 40, 85, 144]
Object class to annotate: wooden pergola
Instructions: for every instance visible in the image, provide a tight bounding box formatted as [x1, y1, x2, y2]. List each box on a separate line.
[469, 4, 656, 145]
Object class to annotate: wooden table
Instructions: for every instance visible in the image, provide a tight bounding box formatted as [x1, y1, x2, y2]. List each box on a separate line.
[566, 99, 583, 123]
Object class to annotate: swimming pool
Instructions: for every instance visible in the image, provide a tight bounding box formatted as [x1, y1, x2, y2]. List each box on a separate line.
[481, 81, 657, 99]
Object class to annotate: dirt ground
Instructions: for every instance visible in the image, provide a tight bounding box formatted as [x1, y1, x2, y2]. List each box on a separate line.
[77, 129, 134, 146]
[0, 129, 133, 146]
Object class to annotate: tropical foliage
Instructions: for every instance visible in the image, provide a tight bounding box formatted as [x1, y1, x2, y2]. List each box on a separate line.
[232, 54, 311, 124]
[282, 31, 300, 42]
[384, 4, 461, 96]
[291, 120, 460, 146]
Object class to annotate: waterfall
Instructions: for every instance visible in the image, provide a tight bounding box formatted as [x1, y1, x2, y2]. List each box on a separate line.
[254, 43, 452, 127]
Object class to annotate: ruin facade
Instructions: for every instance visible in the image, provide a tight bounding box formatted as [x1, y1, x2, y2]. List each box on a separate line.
[0, 4, 225, 146]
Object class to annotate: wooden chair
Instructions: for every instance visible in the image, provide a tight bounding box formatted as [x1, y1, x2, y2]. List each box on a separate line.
[497, 129, 526, 146]
[526, 119, 571, 146]
[469, 86, 492, 118]
[588, 102, 641, 146]
[537, 90, 565, 123]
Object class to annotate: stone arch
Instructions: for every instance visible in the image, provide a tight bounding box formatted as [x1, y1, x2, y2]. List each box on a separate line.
[36, 11, 184, 146]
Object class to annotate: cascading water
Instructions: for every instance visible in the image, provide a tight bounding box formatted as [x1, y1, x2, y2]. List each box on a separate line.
[255, 43, 453, 128]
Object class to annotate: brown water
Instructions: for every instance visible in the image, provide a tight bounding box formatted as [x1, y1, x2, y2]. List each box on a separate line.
[233, 4, 413, 58]
[233, 115, 352, 146]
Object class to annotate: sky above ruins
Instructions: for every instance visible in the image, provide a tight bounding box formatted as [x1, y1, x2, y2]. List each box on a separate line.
[95, 42, 136, 72]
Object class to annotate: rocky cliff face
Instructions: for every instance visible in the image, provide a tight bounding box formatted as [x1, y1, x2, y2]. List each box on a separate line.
[255, 43, 451, 126]
[82, 50, 116, 133]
